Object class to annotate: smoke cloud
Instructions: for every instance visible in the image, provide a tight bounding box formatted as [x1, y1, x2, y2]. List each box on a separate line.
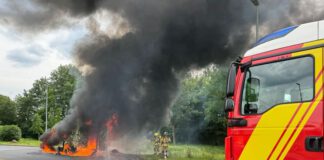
[1, 0, 323, 150]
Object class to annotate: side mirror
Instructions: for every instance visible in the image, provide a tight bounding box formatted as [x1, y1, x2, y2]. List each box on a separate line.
[224, 98, 234, 112]
[226, 64, 237, 97]
[245, 77, 260, 102]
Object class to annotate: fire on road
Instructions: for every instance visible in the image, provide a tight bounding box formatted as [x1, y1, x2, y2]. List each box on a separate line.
[0, 145, 143, 160]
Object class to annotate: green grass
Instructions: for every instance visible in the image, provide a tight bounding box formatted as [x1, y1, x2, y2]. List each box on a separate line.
[142, 144, 224, 160]
[0, 138, 40, 147]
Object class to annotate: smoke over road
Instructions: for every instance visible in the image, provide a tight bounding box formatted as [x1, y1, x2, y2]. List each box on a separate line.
[1, 0, 323, 150]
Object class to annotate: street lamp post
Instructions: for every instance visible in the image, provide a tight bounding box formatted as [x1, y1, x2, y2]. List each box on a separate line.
[45, 83, 48, 132]
[36, 78, 49, 132]
[250, 0, 260, 42]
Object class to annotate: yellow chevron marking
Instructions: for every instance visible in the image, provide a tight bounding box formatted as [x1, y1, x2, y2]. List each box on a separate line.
[239, 48, 323, 160]
[278, 97, 322, 160]
[239, 104, 301, 160]
[276, 48, 323, 159]
[269, 102, 313, 160]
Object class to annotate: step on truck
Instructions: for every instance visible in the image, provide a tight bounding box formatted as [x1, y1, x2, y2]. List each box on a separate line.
[225, 20, 324, 160]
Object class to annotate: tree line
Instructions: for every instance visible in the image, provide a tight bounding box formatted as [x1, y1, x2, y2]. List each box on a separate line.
[0, 64, 227, 145]
[0, 65, 77, 138]
[168, 65, 227, 145]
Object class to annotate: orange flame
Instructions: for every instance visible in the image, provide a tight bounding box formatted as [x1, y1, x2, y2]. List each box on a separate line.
[42, 136, 97, 157]
[41, 144, 57, 154]
[42, 114, 119, 157]
[41, 129, 57, 154]
[65, 136, 96, 157]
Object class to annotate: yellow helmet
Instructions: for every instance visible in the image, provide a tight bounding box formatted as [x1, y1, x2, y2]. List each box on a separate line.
[154, 132, 160, 136]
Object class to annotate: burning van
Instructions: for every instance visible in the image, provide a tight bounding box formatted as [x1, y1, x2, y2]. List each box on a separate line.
[224, 20, 324, 160]
[40, 114, 119, 157]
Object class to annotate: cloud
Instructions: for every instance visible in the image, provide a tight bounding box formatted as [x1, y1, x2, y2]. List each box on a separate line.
[0, 16, 84, 98]
[6, 45, 45, 67]
[0, 0, 73, 33]
[48, 25, 87, 57]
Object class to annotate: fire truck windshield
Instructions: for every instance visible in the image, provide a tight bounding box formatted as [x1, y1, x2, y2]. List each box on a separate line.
[241, 56, 314, 115]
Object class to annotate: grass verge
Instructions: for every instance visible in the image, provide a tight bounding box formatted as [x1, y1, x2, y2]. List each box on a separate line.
[142, 144, 224, 160]
[0, 138, 40, 147]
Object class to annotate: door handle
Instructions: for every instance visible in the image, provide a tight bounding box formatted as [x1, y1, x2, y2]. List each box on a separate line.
[305, 136, 323, 152]
[227, 118, 247, 127]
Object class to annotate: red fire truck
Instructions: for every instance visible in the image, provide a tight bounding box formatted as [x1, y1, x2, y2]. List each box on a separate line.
[225, 20, 324, 160]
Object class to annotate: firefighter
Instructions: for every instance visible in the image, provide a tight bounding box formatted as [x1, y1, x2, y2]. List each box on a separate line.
[160, 131, 171, 159]
[153, 132, 161, 155]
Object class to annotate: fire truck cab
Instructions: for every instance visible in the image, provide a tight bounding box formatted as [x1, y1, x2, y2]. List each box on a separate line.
[225, 20, 324, 160]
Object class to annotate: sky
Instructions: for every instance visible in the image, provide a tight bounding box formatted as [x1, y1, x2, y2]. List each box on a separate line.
[0, 17, 87, 99]
[0, 0, 133, 99]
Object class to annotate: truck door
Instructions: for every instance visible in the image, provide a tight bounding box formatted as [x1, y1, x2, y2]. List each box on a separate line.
[235, 48, 323, 160]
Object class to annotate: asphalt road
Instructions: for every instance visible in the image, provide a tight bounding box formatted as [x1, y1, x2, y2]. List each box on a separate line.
[0, 145, 143, 160]
[0, 145, 73, 160]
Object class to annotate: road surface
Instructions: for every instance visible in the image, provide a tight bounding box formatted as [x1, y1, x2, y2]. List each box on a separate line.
[0, 145, 74, 160]
[0, 145, 143, 160]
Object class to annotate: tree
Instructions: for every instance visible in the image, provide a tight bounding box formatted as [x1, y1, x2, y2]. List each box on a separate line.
[29, 114, 44, 137]
[0, 95, 17, 125]
[199, 66, 227, 145]
[16, 65, 77, 137]
[170, 73, 207, 144]
[16, 91, 37, 137]
[170, 65, 228, 145]
[48, 107, 63, 128]
[49, 65, 77, 119]
[204, 66, 227, 122]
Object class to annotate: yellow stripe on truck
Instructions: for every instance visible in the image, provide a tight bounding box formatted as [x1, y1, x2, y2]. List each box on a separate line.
[239, 48, 323, 160]
[275, 48, 323, 159]
[269, 102, 314, 160]
[239, 103, 302, 160]
[302, 39, 324, 48]
[278, 94, 322, 160]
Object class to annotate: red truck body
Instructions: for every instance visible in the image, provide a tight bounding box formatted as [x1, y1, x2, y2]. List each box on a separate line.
[225, 21, 324, 160]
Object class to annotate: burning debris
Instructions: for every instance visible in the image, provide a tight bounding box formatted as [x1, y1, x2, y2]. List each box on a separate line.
[1, 0, 324, 157]
[41, 135, 96, 157]
[40, 114, 120, 157]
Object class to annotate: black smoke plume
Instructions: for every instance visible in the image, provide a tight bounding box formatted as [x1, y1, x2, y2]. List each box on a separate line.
[1, 0, 323, 149]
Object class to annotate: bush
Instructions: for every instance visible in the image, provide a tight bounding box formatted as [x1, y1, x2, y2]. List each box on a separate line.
[0, 125, 22, 141]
